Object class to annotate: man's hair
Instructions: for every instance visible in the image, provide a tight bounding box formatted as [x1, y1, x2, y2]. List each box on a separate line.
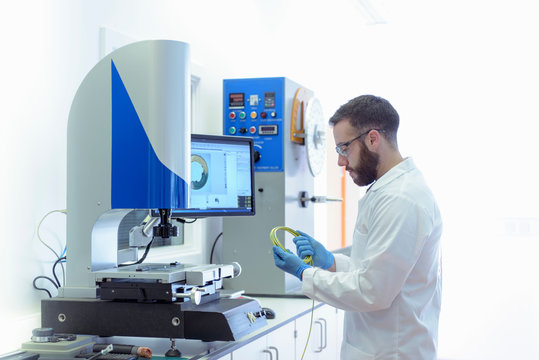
[329, 95, 399, 146]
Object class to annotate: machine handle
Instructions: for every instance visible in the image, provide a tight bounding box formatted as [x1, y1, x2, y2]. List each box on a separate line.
[231, 261, 242, 277]
[299, 191, 343, 208]
[173, 288, 203, 305]
[314, 320, 324, 353]
[268, 346, 279, 360]
[262, 349, 273, 360]
[319, 318, 328, 350]
[310, 196, 343, 203]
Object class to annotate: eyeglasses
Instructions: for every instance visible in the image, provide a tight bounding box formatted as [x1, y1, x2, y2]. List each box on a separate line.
[335, 129, 384, 157]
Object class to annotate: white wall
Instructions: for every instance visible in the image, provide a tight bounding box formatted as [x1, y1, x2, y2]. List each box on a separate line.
[1, 0, 538, 358]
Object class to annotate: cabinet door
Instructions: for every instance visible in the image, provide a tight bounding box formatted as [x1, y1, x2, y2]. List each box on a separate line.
[315, 305, 339, 358]
[266, 320, 296, 360]
[232, 335, 269, 360]
[295, 304, 340, 360]
[295, 308, 321, 360]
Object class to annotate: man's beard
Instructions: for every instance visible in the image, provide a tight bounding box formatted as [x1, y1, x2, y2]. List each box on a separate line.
[348, 141, 379, 186]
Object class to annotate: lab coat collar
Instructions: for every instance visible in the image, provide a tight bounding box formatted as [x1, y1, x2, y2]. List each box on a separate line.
[368, 157, 415, 192]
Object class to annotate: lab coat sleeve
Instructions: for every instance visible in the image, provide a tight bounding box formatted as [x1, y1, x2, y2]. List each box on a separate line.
[334, 253, 351, 272]
[302, 194, 433, 312]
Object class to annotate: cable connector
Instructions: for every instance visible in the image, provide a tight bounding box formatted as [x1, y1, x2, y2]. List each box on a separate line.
[88, 344, 113, 360]
[247, 312, 257, 324]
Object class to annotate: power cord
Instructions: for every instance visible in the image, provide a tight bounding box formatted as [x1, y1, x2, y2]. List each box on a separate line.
[118, 237, 155, 267]
[36, 209, 67, 286]
[270, 226, 314, 360]
[52, 256, 67, 287]
[32, 276, 58, 298]
[32, 209, 67, 298]
[32, 256, 66, 298]
[209, 232, 223, 264]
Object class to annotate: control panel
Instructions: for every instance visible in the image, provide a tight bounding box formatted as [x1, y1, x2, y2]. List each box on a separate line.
[223, 78, 285, 172]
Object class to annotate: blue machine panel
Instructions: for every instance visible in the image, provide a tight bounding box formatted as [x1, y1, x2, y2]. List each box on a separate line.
[223, 78, 285, 172]
[111, 60, 188, 209]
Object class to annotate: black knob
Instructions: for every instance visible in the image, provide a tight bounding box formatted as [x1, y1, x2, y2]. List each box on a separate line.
[239, 127, 248, 134]
[254, 150, 261, 162]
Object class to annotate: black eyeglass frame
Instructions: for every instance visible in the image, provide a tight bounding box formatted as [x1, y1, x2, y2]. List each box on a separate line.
[335, 128, 385, 157]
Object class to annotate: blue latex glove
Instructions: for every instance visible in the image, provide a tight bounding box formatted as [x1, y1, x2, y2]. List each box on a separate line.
[272, 246, 310, 280]
[293, 230, 334, 270]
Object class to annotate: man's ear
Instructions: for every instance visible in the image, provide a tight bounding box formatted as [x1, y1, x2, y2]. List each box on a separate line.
[365, 130, 381, 151]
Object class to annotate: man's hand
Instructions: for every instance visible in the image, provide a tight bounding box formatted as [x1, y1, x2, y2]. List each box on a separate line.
[272, 246, 310, 280]
[293, 230, 335, 270]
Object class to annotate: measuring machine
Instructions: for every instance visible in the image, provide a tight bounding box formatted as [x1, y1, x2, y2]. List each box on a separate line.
[222, 77, 333, 295]
[40, 41, 267, 343]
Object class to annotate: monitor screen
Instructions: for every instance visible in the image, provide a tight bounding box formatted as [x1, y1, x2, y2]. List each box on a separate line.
[156, 134, 255, 218]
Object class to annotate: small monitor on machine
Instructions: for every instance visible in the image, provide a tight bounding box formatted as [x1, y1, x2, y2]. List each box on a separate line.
[157, 134, 255, 218]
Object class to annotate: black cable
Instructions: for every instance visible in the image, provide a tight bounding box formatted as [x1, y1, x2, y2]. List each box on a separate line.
[33, 276, 58, 298]
[176, 218, 197, 224]
[52, 256, 66, 287]
[118, 237, 154, 267]
[209, 232, 223, 264]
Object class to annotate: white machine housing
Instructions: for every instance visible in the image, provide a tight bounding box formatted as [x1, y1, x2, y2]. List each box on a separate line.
[63, 40, 191, 298]
[222, 77, 323, 295]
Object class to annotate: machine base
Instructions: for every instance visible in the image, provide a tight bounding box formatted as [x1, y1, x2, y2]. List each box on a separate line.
[41, 297, 267, 341]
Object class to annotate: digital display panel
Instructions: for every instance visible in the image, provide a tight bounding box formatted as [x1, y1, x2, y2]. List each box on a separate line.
[229, 93, 245, 109]
[264, 92, 275, 108]
[259, 125, 278, 135]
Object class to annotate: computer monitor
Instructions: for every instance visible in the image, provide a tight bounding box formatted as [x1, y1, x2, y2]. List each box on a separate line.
[157, 134, 255, 218]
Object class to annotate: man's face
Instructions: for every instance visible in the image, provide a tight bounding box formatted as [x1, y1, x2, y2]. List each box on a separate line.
[333, 120, 379, 186]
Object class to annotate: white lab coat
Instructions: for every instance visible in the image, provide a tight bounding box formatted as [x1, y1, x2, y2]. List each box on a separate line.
[302, 158, 442, 360]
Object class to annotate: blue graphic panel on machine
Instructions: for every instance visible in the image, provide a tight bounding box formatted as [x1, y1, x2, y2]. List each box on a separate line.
[223, 77, 285, 172]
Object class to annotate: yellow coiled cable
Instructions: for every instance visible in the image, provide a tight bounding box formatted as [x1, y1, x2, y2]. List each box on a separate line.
[270, 226, 313, 265]
[270, 226, 314, 360]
